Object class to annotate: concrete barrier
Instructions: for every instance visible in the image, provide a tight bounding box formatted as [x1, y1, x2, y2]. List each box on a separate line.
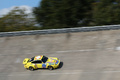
[0, 25, 120, 37]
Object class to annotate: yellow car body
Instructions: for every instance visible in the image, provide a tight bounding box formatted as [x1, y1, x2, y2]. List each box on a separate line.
[23, 55, 60, 71]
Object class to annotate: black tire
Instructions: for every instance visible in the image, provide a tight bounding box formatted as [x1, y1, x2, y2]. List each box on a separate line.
[48, 66, 54, 70]
[29, 66, 34, 71]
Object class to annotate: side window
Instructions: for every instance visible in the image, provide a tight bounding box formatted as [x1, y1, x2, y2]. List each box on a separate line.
[32, 60, 42, 64]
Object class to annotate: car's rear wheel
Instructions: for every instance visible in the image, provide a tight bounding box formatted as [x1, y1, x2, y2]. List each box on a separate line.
[29, 66, 34, 71]
[48, 66, 53, 70]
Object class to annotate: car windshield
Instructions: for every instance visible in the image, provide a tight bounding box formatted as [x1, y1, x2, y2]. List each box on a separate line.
[42, 56, 48, 63]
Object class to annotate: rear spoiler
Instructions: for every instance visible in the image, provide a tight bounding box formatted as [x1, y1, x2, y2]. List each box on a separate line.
[23, 58, 30, 64]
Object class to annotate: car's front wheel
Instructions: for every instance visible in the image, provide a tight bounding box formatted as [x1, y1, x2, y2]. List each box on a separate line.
[48, 66, 54, 70]
[29, 66, 34, 71]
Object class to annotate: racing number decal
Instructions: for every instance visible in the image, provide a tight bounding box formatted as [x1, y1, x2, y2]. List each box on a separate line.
[42, 64, 46, 68]
[56, 60, 59, 64]
[35, 56, 42, 60]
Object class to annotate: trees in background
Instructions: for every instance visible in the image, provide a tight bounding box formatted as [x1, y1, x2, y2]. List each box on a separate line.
[33, 0, 120, 29]
[0, 7, 40, 32]
[33, 0, 94, 29]
[93, 0, 120, 25]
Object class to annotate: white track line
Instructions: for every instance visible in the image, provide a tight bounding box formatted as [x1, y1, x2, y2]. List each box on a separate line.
[56, 48, 114, 53]
[56, 49, 97, 53]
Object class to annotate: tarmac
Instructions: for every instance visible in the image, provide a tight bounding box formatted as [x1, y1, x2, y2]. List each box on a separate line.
[0, 30, 120, 80]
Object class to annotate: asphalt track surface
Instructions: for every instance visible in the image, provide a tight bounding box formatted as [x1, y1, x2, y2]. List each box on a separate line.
[1, 30, 120, 80]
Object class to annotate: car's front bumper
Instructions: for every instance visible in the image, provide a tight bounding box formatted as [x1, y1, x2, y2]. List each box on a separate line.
[53, 60, 60, 69]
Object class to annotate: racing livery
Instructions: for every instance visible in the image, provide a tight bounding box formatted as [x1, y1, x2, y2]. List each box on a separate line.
[23, 55, 60, 71]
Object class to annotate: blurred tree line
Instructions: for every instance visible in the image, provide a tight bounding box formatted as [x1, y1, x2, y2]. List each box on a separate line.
[33, 0, 120, 29]
[93, 0, 120, 25]
[0, 0, 120, 32]
[33, 0, 94, 29]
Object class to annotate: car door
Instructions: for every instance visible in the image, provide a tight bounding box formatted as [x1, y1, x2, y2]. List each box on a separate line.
[32, 60, 42, 68]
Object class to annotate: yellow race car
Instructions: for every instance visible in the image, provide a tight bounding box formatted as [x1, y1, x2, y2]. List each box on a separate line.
[23, 55, 60, 71]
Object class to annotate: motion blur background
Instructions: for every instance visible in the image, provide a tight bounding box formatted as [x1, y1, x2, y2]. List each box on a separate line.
[1, 0, 120, 80]
[0, 0, 120, 32]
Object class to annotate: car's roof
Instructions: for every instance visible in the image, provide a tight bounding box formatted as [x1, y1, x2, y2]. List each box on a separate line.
[34, 55, 43, 60]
